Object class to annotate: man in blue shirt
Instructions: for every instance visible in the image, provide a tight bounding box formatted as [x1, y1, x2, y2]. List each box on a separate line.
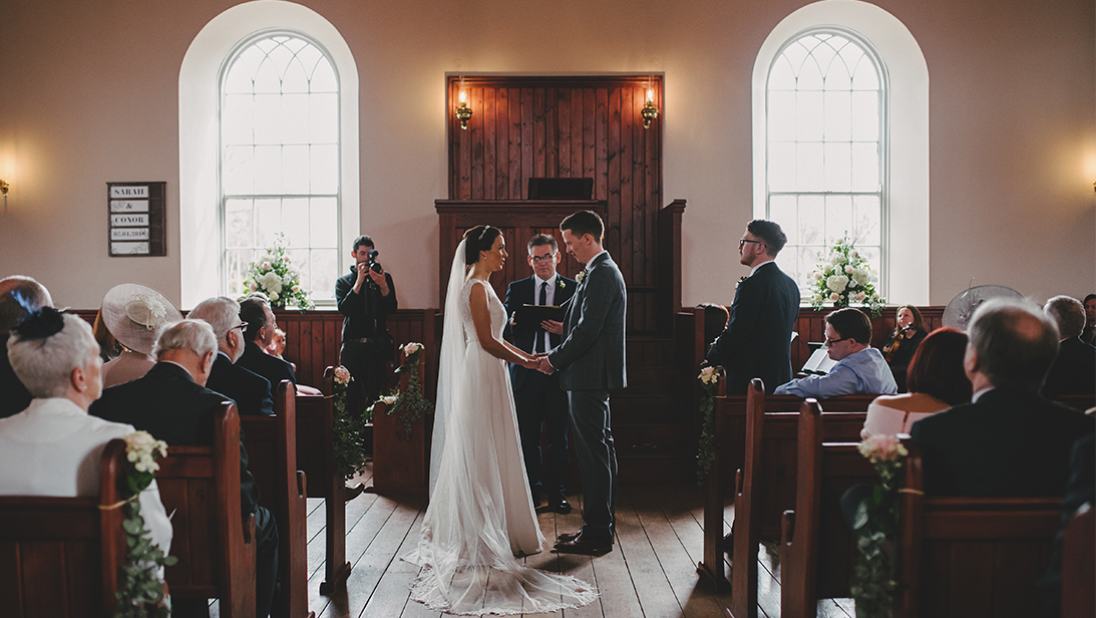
[775, 308, 896, 398]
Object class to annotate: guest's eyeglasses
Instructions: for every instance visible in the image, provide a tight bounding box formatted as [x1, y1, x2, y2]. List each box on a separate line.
[824, 336, 852, 346]
[530, 254, 557, 263]
[231, 321, 248, 332]
[739, 239, 764, 248]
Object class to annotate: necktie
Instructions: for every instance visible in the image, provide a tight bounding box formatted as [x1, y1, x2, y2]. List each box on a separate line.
[535, 281, 548, 353]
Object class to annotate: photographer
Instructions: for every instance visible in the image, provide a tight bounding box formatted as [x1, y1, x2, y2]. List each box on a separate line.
[336, 235, 397, 420]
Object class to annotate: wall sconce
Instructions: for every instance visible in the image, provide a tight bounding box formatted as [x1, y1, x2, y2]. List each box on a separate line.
[641, 88, 659, 130]
[455, 90, 473, 130]
[0, 179, 8, 198]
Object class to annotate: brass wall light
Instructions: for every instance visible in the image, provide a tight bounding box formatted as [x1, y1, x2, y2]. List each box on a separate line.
[641, 88, 659, 130]
[455, 90, 473, 130]
[0, 179, 8, 198]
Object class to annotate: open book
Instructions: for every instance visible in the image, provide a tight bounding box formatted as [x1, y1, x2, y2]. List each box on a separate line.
[800, 347, 837, 375]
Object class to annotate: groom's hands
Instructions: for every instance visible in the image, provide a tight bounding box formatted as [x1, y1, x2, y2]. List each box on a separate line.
[534, 353, 555, 375]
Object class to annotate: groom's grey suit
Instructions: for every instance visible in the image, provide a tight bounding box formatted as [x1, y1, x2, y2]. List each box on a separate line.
[547, 251, 627, 541]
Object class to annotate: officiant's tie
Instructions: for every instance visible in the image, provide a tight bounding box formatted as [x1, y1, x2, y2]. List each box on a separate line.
[535, 281, 548, 353]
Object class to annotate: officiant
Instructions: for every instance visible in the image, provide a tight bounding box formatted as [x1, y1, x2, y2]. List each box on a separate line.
[504, 234, 577, 514]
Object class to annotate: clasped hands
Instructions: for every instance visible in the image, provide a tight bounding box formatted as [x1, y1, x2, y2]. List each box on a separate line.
[522, 353, 555, 375]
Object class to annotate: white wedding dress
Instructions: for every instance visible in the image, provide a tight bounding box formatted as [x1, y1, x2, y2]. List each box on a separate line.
[405, 243, 597, 615]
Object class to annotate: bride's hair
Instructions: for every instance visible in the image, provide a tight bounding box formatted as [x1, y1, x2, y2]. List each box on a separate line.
[463, 225, 503, 265]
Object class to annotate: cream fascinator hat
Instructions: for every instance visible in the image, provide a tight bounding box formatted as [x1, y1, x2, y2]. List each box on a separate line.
[101, 284, 183, 355]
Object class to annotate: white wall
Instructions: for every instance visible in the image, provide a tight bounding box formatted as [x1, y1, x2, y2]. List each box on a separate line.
[0, 0, 1092, 310]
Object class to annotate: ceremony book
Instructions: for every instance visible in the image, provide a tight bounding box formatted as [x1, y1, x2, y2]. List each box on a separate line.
[513, 304, 564, 333]
[800, 347, 838, 375]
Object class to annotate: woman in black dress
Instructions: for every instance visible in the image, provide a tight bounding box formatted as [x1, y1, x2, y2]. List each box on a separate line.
[882, 304, 926, 392]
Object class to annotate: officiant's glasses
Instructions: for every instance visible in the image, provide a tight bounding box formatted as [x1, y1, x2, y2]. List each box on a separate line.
[531, 253, 557, 263]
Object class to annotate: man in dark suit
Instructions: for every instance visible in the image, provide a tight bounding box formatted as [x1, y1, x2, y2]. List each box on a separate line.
[540, 211, 627, 556]
[504, 234, 577, 514]
[911, 299, 1095, 497]
[1042, 295, 1096, 398]
[706, 219, 800, 394]
[189, 296, 275, 416]
[0, 276, 52, 419]
[238, 294, 297, 389]
[91, 319, 279, 618]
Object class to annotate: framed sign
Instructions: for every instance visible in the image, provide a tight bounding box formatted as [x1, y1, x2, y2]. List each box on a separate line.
[107, 182, 166, 256]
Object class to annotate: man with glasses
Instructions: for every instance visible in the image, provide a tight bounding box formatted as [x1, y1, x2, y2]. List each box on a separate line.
[775, 307, 897, 397]
[189, 296, 275, 416]
[707, 220, 801, 393]
[504, 234, 577, 514]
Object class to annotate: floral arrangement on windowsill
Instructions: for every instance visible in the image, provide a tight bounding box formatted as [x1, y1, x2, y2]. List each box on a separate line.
[807, 235, 885, 316]
[695, 365, 723, 486]
[242, 233, 314, 310]
[849, 434, 909, 618]
[330, 365, 372, 481]
[366, 342, 433, 440]
[115, 431, 176, 618]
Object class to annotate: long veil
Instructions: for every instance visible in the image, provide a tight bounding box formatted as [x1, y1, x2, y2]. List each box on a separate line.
[407, 239, 598, 616]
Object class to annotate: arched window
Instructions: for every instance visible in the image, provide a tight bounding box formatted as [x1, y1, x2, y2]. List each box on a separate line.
[766, 30, 885, 294]
[221, 33, 340, 302]
[753, 0, 929, 305]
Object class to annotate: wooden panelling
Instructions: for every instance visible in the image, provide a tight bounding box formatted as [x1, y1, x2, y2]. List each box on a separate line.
[447, 75, 663, 333]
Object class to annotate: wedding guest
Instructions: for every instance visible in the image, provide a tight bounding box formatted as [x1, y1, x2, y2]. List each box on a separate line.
[881, 305, 927, 392]
[1042, 295, 1096, 397]
[1081, 294, 1096, 346]
[99, 283, 183, 387]
[189, 296, 275, 417]
[0, 306, 172, 556]
[92, 307, 121, 362]
[775, 308, 897, 398]
[698, 302, 730, 350]
[910, 299, 1094, 496]
[0, 275, 52, 419]
[266, 328, 286, 358]
[238, 294, 296, 387]
[861, 327, 971, 438]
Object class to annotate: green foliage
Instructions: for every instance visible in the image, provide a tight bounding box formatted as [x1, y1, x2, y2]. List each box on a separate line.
[849, 453, 907, 617]
[807, 235, 885, 317]
[242, 232, 315, 310]
[114, 470, 176, 617]
[695, 367, 723, 486]
[331, 369, 370, 481]
[387, 348, 434, 440]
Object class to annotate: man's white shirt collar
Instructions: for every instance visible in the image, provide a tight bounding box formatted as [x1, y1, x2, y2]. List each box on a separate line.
[535, 273, 558, 287]
[586, 250, 607, 267]
[971, 386, 995, 403]
[750, 259, 775, 277]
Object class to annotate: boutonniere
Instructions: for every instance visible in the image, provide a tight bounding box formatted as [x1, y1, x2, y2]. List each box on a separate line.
[735, 275, 748, 289]
[558, 279, 567, 289]
[576, 270, 587, 284]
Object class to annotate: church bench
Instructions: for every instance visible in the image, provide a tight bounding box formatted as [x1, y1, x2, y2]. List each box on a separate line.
[240, 380, 313, 618]
[699, 379, 871, 595]
[0, 438, 128, 617]
[156, 403, 257, 618]
[895, 444, 1061, 618]
[1061, 504, 1094, 618]
[779, 400, 876, 618]
[294, 368, 351, 595]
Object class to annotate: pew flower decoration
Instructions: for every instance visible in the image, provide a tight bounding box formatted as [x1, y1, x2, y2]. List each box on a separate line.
[850, 434, 909, 618]
[116, 431, 176, 618]
[695, 365, 724, 486]
[807, 235, 884, 316]
[331, 365, 371, 480]
[367, 342, 433, 440]
[242, 233, 314, 310]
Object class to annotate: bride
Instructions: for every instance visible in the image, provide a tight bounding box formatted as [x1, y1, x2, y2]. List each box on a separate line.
[406, 225, 598, 615]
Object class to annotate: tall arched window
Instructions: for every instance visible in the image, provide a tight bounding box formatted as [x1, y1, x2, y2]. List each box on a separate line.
[221, 34, 340, 302]
[766, 30, 885, 294]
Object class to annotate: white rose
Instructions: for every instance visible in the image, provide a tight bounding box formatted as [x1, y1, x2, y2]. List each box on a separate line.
[813, 272, 823, 281]
[269, 290, 279, 301]
[830, 292, 840, 301]
[812, 294, 823, 304]
[262, 272, 283, 294]
[844, 265, 854, 275]
[853, 269, 871, 286]
[382, 395, 399, 406]
[826, 274, 849, 294]
[333, 366, 351, 385]
[292, 285, 300, 293]
[698, 366, 719, 385]
[856, 292, 867, 301]
[832, 253, 846, 266]
[261, 261, 272, 271]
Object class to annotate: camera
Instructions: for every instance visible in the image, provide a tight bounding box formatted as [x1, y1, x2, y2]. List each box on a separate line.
[367, 249, 383, 274]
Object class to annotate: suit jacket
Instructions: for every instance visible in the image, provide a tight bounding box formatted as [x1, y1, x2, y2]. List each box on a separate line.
[706, 262, 800, 394]
[238, 341, 296, 389]
[548, 252, 627, 391]
[90, 362, 261, 515]
[1042, 337, 1096, 398]
[207, 352, 275, 416]
[910, 388, 1095, 496]
[504, 274, 577, 390]
[0, 333, 32, 419]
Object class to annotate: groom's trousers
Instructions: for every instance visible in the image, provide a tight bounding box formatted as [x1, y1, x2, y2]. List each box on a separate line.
[567, 389, 617, 539]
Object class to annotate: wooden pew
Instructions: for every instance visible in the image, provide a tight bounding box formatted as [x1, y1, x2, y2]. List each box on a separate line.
[294, 368, 351, 595]
[240, 380, 312, 618]
[157, 403, 257, 617]
[368, 347, 428, 494]
[0, 438, 128, 617]
[1061, 504, 1095, 618]
[779, 400, 876, 618]
[895, 445, 1061, 618]
[699, 379, 871, 595]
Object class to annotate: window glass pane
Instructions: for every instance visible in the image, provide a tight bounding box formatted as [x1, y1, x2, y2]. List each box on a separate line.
[823, 142, 851, 191]
[797, 55, 824, 90]
[851, 92, 879, 141]
[851, 143, 880, 191]
[769, 195, 798, 245]
[282, 57, 310, 93]
[769, 56, 797, 91]
[798, 195, 825, 247]
[253, 94, 281, 145]
[310, 144, 339, 194]
[854, 196, 881, 245]
[796, 142, 824, 191]
[852, 56, 880, 90]
[310, 198, 338, 247]
[768, 91, 796, 141]
[796, 91, 823, 141]
[254, 145, 283, 194]
[255, 199, 282, 247]
[768, 142, 796, 191]
[226, 250, 254, 297]
[222, 94, 254, 145]
[823, 90, 851, 141]
[281, 145, 310, 194]
[225, 199, 254, 249]
[825, 195, 853, 244]
[310, 250, 338, 301]
[282, 94, 309, 144]
[282, 198, 309, 247]
[309, 93, 339, 144]
[223, 146, 255, 195]
[311, 59, 337, 93]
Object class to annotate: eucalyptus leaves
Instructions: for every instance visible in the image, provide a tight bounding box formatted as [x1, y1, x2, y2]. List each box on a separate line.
[695, 365, 723, 486]
[331, 365, 371, 480]
[849, 434, 909, 618]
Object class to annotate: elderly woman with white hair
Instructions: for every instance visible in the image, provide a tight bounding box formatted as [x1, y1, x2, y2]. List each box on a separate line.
[0, 305, 172, 555]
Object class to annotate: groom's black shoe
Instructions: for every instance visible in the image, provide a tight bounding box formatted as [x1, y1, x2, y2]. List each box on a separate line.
[536, 498, 572, 515]
[553, 532, 613, 556]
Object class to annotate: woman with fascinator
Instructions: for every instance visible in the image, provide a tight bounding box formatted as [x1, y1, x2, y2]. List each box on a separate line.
[405, 226, 597, 615]
[0, 301, 172, 555]
[100, 284, 183, 387]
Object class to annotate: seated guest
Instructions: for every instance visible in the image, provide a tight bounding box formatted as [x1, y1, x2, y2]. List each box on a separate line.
[100, 283, 183, 387]
[265, 327, 298, 371]
[0, 306, 171, 556]
[238, 294, 296, 388]
[1042, 295, 1096, 398]
[881, 304, 927, 392]
[92, 306, 121, 362]
[698, 302, 730, 351]
[91, 319, 278, 618]
[775, 308, 897, 398]
[862, 327, 971, 437]
[189, 296, 275, 416]
[1082, 294, 1096, 346]
[0, 276, 52, 419]
[911, 299, 1095, 496]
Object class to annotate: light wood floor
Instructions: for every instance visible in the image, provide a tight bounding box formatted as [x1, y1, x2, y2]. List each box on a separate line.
[222, 465, 856, 618]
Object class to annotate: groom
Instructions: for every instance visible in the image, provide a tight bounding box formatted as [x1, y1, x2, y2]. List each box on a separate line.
[537, 210, 627, 556]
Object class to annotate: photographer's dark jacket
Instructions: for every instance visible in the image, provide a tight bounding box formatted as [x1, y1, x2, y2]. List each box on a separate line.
[336, 265, 397, 342]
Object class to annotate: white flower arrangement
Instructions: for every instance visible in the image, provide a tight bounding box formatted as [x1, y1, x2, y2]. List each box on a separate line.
[807, 235, 885, 316]
[124, 430, 168, 474]
[576, 270, 587, 283]
[242, 233, 314, 309]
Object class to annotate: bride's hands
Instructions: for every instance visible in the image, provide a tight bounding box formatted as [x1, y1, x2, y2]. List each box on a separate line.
[521, 356, 541, 370]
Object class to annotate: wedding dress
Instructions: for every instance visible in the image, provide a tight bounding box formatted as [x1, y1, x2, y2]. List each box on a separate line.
[405, 240, 597, 616]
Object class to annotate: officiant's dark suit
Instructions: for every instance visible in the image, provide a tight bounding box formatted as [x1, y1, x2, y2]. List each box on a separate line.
[504, 271, 576, 509]
[706, 261, 800, 394]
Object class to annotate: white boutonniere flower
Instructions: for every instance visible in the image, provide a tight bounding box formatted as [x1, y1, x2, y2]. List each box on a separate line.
[558, 280, 567, 289]
[576, 270, 587, 283]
